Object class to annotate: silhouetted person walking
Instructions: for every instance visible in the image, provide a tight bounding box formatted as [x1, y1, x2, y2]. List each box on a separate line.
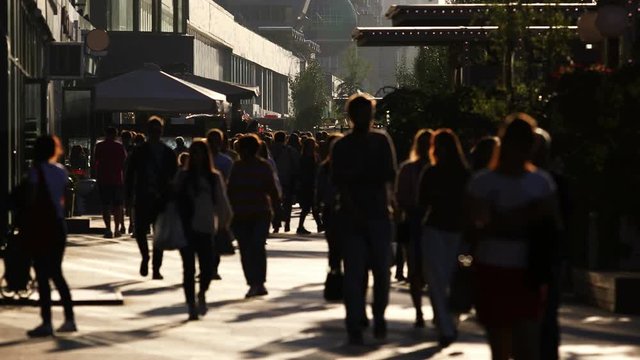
[396, 128, 432, 328]
[468, 114, 559, 360]
[227, 134, 281, 298]
[126, 117, 177, 280]
[297, 137, 322, 235]
[94, 127, 127, 238]
[418, 129, 470, 347]
[174, 136, 188, 156]
[271, 131, 299, 233]
[331, 94, 397, 345]
[24, 136, 76, 337]
[176, 141, 232, 320]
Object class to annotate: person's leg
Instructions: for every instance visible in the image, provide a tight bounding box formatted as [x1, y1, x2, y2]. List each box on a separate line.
[422, 227, 457, 341]
[49, 244, 75, 325]
[369, 220, 392, 338]
[325, 216, 341, 272]
[179, 243, 197, 319]
[149, 206, 164, 278]
[513, 320, 541, 360]
[33, 257, 53, 326]
[251, 220, 269, 288]
[196, 233, 214, 296]
[342, 230, 367, 342]
[541, 263, 561, 360]
[134, 203, 151, 276]
[100, 185, 113, 236]
[233, 222, 254, 286]
[487, 327, 513, 360]
[297, 203, 310, 233]
[312, 205, 323, 231]
[394, 242, 406, 281]
[283, 189, 293, 231]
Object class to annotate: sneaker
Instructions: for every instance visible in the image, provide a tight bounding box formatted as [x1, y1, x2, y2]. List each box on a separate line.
[245, 285, 268, 298]
[197, 293, 208, 316]
[212, 273, 222, 280]
[57, 320, 77, 333]
[296, 227, 311, 235]
[414, 317, 425, 329]
[438, 331, 458, 348]
[317, 225, 325, 233]
[139, 258, 149, 277]
[113, 231, 122, 238]
[273, 228, 280, 234]
[284, 224, 290, 233]
[152, 272, 164, 280]
[104, 230, 113, 239]
[27, 324, 53, 338]
[188, 306, 199, 321]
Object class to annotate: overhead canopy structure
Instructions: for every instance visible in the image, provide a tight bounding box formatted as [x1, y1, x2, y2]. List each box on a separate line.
[354, 2, 595, 47]
[353, 26, 577, 47]
[94, 66, 226, 113]
[386, 3, 597, 27]
[176, 74, 261, 101]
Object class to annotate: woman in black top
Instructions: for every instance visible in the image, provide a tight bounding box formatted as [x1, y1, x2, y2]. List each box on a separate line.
[418, 128, 470, 348]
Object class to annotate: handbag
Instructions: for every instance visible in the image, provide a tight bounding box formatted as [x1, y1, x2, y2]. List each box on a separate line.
[323, 270, 343, 302]
[153, 202, 188, 251]
[214, 228, 235, 256]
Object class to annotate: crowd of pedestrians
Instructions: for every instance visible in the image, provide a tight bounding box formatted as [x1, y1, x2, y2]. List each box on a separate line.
[13, 93, 568, 360]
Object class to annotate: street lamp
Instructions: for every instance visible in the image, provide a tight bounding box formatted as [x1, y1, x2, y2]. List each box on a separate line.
[577, 4, 631, 68]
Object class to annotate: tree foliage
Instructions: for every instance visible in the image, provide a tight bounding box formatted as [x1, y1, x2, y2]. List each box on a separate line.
[394, 46, 451, 95]
[290, 61, 329, 131]
[334, 45, 372, 115]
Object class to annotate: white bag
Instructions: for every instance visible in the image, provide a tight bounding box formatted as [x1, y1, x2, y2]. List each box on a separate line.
[153, 202, 187, 250]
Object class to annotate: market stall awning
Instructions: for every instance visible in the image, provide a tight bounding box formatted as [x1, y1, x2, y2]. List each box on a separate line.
[94, 66, 226, 113]
[176, 74, 260, 101]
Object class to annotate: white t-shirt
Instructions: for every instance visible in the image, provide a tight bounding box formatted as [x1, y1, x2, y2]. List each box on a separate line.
[468, 169, 557, 268]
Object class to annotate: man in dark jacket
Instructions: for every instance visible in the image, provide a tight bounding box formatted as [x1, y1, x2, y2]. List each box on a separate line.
[270, 131, 299, 233]
[331, 94, 397, 345]
[125, 116, 177, 280]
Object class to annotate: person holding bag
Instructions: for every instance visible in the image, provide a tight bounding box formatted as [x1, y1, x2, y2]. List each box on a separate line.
[21, 136, 76, 337]
[175, 140, 232, 320]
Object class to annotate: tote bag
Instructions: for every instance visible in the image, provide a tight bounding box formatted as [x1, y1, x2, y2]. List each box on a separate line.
[154, 202, 187, 251]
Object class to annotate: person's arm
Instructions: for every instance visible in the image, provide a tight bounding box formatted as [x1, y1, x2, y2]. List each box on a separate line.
[264, 163, 281, 211]
[124, 148, 137, 207]
[213, 172, 233, 230]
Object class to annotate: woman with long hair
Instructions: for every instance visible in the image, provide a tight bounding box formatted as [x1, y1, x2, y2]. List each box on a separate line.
[297, 137, 322, 234]
[176, 140, 232, 320]
[396, 128, 433, 328]
[227, 134, 281, 298]
[470, 136, 500, 172]
[468, 114, 559, 360]
[418, 128, 470, 347]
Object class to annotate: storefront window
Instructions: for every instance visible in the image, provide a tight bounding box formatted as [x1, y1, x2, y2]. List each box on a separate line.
[108, 0, 133, 31]
[140, 0, 153, 31]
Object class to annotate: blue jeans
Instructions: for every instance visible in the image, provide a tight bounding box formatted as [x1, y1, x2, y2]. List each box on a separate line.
[341, 219, 393, 333]
[232, 219, 270, 286]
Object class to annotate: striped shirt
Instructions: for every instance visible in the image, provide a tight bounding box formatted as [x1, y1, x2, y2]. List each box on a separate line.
[227, 157, 281, 221]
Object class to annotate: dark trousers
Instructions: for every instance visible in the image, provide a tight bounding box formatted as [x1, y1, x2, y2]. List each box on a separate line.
[281, 188, 293, 228]
[541, 262, 562, 360]
[179, 232, 214, 305]
[323, 208, 342, 272]
[342, 219, 392, 333]
[232, 219, 270, 286]
[134, 202, 163, 272]
[33, 233, 74, 325]
[298, 202, 322, 230]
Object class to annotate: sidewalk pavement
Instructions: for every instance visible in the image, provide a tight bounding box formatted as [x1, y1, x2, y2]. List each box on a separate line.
[1, 214, 640, 359]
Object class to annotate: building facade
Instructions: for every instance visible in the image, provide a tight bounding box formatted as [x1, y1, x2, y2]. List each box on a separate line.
[2, 0, 92, 230]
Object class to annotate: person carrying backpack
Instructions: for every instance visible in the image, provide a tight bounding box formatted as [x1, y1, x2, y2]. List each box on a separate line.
[21, 136, 76, 337]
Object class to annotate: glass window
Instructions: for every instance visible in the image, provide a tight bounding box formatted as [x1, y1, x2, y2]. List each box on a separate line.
[108, 0, 134, 31]
[161, 0, 173, 32]
[140, 0, 153, 31]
